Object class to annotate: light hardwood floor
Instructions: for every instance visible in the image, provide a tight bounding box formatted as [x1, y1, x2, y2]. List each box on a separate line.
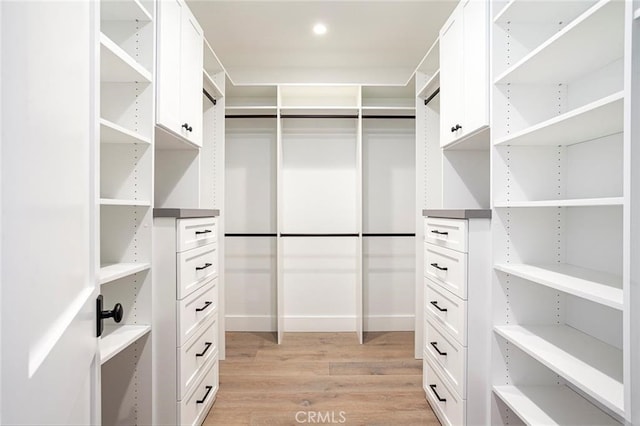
[203, 331, 440, 425]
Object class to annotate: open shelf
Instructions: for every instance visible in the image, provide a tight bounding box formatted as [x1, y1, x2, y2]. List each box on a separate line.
[100, 33, 152, 83]
[100, 325, 151, 365]
[100, 0, 152, 22]
[100, 198, 151, 207]
[203, 70, 224, 99]
[279, 106, 359, 117]
[417, 70, 440, 100]
[99, 262, 151, 285]
[494, 91, 624, 146]
[493, 385, 619, 425]
[494, 325, 623, 416]
[494, 0, 596, 25]
[442, 126, 490, 151]
[494, 0, 624, 85]
[494, 197, 623, 208]
[361, 106, 415, 117]
[494, 263, 622, 310]
[100, 118, 151, 145]
[225, 106, 277, 116]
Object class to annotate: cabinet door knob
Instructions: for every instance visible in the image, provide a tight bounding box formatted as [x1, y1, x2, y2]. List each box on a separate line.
[454, 124, 462, 131]
[96, 295, 124, 337]
[451, 126, 456, 133]
[182, 123, 193, 132]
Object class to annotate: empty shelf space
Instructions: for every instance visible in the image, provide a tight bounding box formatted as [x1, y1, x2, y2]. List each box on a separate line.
[493, 385, 619, 426]
[494, 263, 622, 310]
[100, 0, 152, 22]
[99, 262, 151, 285]
[417, 70, 440, 100]
[494, 92, 623, 146]
[225, 106, 277, 116]
[279, 106, 359, 117]
[203, 70, 224, 99]
[494, 197, 624, 208]
[100, 198, 151, 207]
[494, 325, 623, 416]
[361, 106, 415, 117]
[100, 118, 151, 145]
[100, 33, 152, 83]
[100, 325, 151, 365]
[494, 0, 624, 84]
[494, 0, 597, 25]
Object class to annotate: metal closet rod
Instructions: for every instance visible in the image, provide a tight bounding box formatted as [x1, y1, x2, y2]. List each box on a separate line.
[424, 87, 440, 106]
[225, 233, 277, 237]
[362, 115, 415, 120]
[226, 114, 278, 119]
[362, 233, 415, 237]
[203, 88, 217, 105]
[280, 115, 358, 119]
[280, 233, 359, 237]
[224, 233, 415, 237]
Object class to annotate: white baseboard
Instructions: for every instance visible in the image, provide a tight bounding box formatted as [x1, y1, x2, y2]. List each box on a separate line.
[284, 316, 356, 332]
[225, 314, 415, 332]
[364, 315, 415, 331]
[225, 315, 276, 332]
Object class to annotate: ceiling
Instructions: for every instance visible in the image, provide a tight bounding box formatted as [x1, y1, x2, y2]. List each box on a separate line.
[187, 0, 456, 86]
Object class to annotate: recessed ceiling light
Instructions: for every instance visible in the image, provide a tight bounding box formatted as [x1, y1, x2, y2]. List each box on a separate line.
[313, 23, 327, 35]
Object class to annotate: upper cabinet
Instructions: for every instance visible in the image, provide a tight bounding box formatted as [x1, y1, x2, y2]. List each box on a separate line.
[439, 0, 489, 149]
[157, 0, 204, 147]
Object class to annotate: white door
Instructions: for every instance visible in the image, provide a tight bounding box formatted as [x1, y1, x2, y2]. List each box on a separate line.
[439, 5, 463, 147]
[180, 7, 204, 146]
[1, 1, 100, 424]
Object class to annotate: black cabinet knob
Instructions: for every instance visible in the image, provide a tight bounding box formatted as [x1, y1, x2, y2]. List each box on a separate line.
[96, 295, 124, 337]
[182, 123, 193, 132]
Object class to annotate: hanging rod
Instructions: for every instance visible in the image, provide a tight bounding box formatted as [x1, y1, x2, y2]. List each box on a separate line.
[225, 114, 278, 119]
[362, 233, 415, 237]
[424, 87, 440, 106]
[280, 233, 359, 237]
[203, 89, 217, 105]
[280, 115, 358, 119]
[362, 115, 415, 120]
[225, 233, 277, 237]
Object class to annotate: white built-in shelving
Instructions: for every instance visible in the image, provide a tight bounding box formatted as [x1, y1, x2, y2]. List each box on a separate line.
[98, 0, 154, 423]
[490, 0, 628, 424]
[635, 6, 640, 20]
[415, 38, 440, 99]
[493, 385, 619, 426]
[417, 70, 440, 102]
[203, 38, 225, 99]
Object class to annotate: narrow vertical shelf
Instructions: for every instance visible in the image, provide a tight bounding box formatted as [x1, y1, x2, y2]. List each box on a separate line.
[100, 33, 152, 83]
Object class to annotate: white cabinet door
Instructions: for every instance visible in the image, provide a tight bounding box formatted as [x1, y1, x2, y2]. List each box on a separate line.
[180, 8, 203, 147]
[1, 1, 99, 424]
[462, 0, 489, 135]
[439, 6, 464, 147]
[157, 0, 182, 135]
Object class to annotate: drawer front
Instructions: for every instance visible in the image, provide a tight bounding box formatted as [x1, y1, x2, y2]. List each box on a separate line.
[178, 277, 218, 347]
[425, 279, 467, 346]
[423, 356, 466, 426]
[177, 244, 218, 299]
[177, 217, 217, 252]
[425, 243, 468, 299]
[178, 358, 218, 426]
[177, 314, 218, 400]
[424, 217, 468, 253]
[425, 317, 467, 398]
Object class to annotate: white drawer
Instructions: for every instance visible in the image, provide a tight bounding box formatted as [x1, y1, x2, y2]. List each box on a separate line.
[178, 277, 218, 347]
[177, 217, 217, 252]
[177, 314, 218, 400]
[425, 279, 467, 346]
[177, 244, 218, 299]
[424, 217, 468, 253]
[425, 243, 468, 300]
[423, 356, 466, 426]
[178, 357, 218, 426]
[425, 317, 467, 398]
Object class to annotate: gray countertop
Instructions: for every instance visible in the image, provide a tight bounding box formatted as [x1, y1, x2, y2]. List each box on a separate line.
[153, 208, 220, 218]
[423, 209, 492, 219]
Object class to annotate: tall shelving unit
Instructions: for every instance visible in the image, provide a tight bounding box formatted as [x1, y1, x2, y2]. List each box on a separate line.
[490, 0, 627, 423]
[98, 0, 154, 423]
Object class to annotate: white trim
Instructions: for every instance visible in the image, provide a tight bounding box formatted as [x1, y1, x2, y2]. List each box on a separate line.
[364, 315, 415, 332]
[283, 316, 357, 332]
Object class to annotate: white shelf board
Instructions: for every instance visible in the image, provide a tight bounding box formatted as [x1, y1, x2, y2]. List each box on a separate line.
[494, 0, 596, 24]
[225, 106, 277, 116]
[100, 325, 151, 364]
[279, 106, 359, 116]
[100, 0, 152, 22]
[361, 106, 415, 117]
[442, 126, 490, 151]
[100, 118, 151, 145]
[417, 70, 440, 100]
[100, 198, 151, 207]
[100, 33, 152, 83]
[494, 325, 623, 416]
[493, 385, 619, 425]
[203, 70, 224, 99]
[494, 263, 623, 310]
[204, 37, 225, 76]
[494, 197, 623, 208]
[99, 262, 151, 285]
[494, 91, 624, 146]
[494, 0, 624, 85]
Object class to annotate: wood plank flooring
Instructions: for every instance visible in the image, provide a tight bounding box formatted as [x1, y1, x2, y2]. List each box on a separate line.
[203, 331, 439, 425]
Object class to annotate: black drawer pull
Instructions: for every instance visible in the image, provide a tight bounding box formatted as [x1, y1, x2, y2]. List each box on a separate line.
[430, 341, 447, 356]
[430, 301, 448, 312]
[195, 229, 212, 235]
[196, 301, 213, 312]
[196, 385, 213, 404]
[196, 342, 213, 357]
[430, 230, 449, 236]
[429, 384, 447, 402]
[196, 263, 212, 271]
[430, 263, 448, 271]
